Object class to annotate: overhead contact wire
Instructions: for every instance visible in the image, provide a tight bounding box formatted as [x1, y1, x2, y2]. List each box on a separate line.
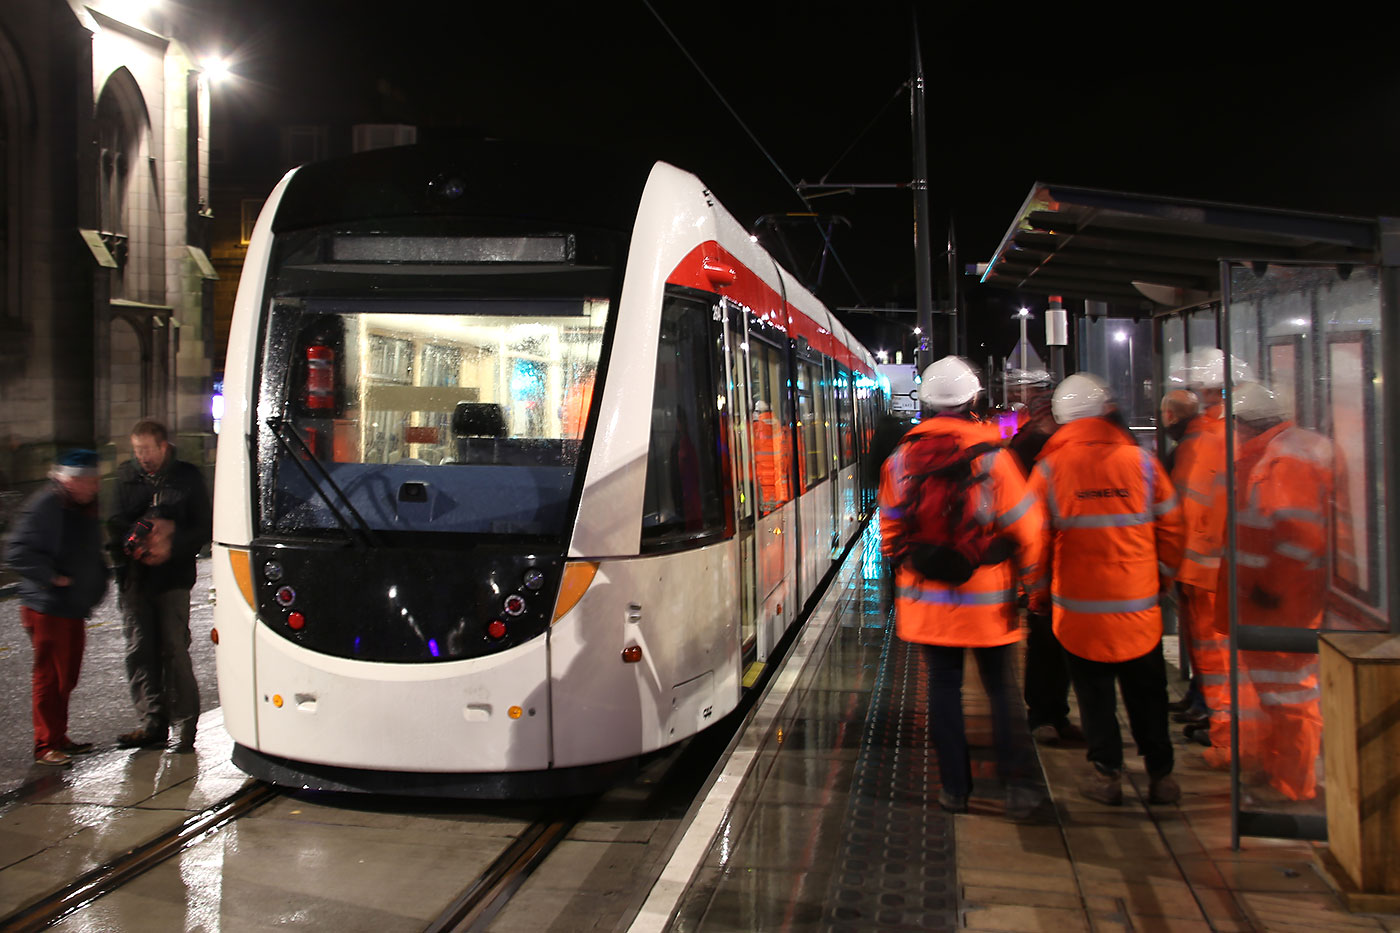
[640, 0, 869, 307]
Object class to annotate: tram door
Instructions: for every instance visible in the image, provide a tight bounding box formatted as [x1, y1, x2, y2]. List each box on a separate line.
[1220, 260, 1388, 845]
[720, 300, 761, 662]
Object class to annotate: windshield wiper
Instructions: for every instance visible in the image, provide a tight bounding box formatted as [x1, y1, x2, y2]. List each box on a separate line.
[266, 415, 379, 547]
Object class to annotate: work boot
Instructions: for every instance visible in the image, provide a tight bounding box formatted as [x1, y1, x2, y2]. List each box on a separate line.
[117, 728, 167, 750]
[937, 789, 968, 814]
[1005, 784, 1048, 822]
[1079, 766, 1123, 805]
[1149, 774, 1182, 805]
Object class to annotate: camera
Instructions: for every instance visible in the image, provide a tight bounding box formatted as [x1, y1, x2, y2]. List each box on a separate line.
[123, 517, 156, 558]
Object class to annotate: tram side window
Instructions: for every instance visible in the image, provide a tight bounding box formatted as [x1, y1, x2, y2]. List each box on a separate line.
[796, 359, 829, 488]
[642, 292, 728, 550]
[748, 338, 792, 516]
[836, 366, 855, 468]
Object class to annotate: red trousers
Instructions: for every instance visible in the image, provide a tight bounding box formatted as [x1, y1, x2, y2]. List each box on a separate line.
[21, 607, 86, 756]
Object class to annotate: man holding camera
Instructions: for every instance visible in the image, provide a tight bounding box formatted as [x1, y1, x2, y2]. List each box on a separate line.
[108, 420, 211, 752]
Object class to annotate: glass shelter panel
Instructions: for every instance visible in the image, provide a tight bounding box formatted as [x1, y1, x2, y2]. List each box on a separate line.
[1223, 261, 1386, 843]
[1077, 316, 1155, 442]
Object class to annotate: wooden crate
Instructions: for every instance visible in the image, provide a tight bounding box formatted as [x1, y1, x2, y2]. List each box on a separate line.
[1317, 633, 1400, 912]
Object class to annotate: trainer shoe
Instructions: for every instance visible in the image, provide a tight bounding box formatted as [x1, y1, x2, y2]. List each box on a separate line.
[60, 740, 94, 755]
[35, 749, 72, 767]
[1079, 767, 1123, 805]
[1031, 723, 1060, 744]
[1149, 774, 1182, 805]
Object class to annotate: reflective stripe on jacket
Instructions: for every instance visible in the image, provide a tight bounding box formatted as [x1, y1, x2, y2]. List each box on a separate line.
[879, 416, 1046, 648]
[1028, 416, 1185, 663]
[1171, 403, 1226, 590]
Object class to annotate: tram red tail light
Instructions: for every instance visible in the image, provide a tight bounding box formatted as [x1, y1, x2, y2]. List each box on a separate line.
[621, 645, 642, 663]
[288, 612, 306, 630]
[210, 628, 219, 645]
[487, 619, 507, 640]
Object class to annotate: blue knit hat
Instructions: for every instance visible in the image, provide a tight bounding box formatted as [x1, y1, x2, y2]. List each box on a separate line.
[53, 448, 99, 478]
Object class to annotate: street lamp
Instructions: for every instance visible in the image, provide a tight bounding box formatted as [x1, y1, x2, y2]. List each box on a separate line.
[201, 56, 232, 84]
[1015, 307, 1031, 371]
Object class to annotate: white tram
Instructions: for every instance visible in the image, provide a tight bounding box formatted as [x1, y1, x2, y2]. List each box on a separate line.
[211, 143, 888, 795]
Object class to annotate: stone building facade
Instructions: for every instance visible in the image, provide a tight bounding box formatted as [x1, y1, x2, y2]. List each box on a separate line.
[0, 0, 217, 519]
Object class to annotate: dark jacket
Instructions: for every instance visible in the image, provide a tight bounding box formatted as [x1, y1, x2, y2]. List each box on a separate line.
[107, 451, 212, 593]
[4, 483, 110, 618]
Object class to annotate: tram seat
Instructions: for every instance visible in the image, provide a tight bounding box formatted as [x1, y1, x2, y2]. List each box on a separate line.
[452, 402, 507, 464]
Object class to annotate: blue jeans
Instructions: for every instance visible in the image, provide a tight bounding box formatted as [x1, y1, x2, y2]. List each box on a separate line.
[921, 642, 1035, 799]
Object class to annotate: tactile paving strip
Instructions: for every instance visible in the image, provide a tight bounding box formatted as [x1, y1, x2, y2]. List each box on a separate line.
[820, 607, 960, 932]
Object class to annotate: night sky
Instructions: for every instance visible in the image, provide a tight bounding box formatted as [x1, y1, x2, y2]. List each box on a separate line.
[204, 1, 1400, 359]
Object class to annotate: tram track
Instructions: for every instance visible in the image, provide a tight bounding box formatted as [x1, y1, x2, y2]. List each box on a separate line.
[423, 806, 585, 933]
[0, 781, 281, 933]
[0, 774, 591, 933]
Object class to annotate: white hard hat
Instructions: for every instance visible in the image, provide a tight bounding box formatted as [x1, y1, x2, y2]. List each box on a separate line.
[1232, 381, 1287, 424]
[753, 400, 770, 413]
[1052, 372, 1111, 424]
[918, 356, 981, 409]
[1189, 348, 1254, 389]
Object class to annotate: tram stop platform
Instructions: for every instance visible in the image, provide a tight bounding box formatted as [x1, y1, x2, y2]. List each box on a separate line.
[631, 520, 1400, 933]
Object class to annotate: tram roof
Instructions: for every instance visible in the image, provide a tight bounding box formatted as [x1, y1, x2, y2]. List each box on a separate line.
[980, 183, 1380, 313]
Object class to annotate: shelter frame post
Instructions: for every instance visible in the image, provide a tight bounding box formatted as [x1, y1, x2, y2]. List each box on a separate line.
[1378, 218, 1400, 634]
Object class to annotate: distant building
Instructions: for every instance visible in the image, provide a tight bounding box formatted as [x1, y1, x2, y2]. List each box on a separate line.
[0, 0, 219, 502]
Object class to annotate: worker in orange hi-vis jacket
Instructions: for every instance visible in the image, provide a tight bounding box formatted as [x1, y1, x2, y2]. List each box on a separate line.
[1219, 381, 1337, 802]
[559, 368, 595, 439]
[1165, 368, 1235, 750]
[751, 400, 792, 512]
[879, 356, 1047, 822]
[1028, 372, 1186, 808]
[1160, 389, 1214, 727]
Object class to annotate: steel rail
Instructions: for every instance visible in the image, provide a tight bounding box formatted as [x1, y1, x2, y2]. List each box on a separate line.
[423, 811, 581, 933]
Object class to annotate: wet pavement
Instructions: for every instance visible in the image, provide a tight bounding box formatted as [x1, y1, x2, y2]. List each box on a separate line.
[0, 558, 219, 795]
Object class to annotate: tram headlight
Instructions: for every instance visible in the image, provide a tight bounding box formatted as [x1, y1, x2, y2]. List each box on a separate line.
[263, 560, 285, 582]
[522, 568, 545, 591]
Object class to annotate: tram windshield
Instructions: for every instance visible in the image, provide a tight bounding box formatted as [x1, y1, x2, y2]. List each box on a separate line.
[255, 297, 609, 539]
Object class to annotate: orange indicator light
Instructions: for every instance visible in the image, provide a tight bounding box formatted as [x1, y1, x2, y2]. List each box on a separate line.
[272, 694, 284, 708]
[210, 628, 219, 645]
[508, 706, 523, 720]
[621, 645, 643, 663]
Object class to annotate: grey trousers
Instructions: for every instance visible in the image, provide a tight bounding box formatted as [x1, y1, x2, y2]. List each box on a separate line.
[121, 586, 199, 740]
